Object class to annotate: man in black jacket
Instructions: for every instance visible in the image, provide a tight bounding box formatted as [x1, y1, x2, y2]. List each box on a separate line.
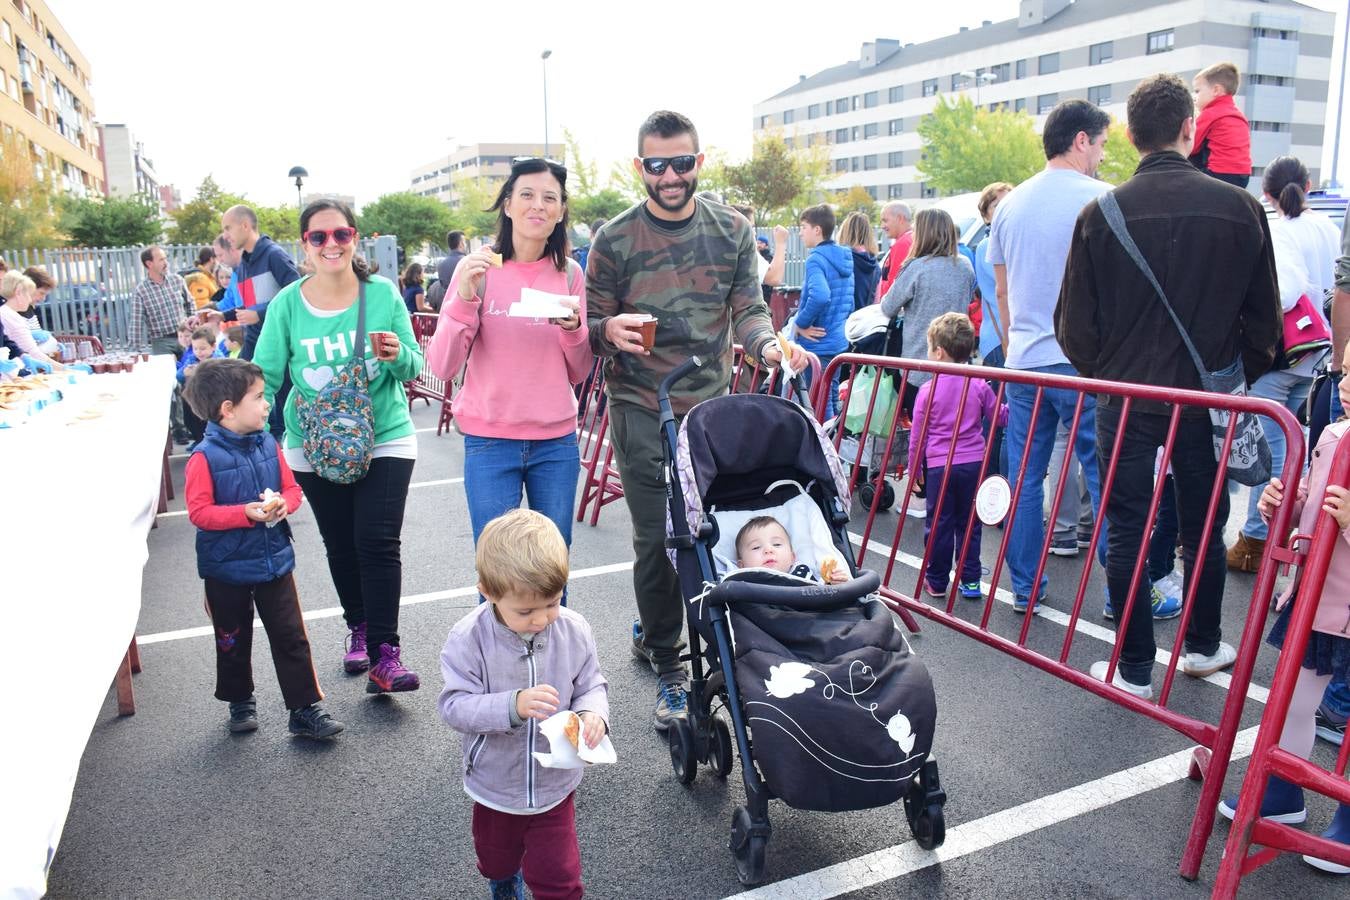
[1055, 73, 1280, 699]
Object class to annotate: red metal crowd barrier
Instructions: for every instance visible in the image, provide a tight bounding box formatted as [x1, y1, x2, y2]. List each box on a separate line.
[575, 345, 821, 526]
[820, 352, 1305, 882]
[405, 312, 453, 436]
[1213, 433, 1350, 897]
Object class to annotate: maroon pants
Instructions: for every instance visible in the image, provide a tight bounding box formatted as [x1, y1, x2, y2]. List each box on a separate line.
[471, 792, 582, 900]
[204, 573, 322, 710]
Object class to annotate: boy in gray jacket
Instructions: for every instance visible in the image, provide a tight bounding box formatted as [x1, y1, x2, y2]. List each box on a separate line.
[439, 509, 609, 900]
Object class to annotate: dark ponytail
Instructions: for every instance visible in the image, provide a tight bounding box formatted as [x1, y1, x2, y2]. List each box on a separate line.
[299, 198, 371, 281]
[1262, 156, 1309, 219]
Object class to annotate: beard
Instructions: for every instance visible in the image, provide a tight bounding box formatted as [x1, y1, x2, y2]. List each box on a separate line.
[646, 176, 698, 213]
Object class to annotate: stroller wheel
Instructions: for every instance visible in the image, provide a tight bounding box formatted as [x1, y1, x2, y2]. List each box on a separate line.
[880, 481, 896, 510]
[709, 715, 734, 779]
[730, 805, 769, 885]
[668, 718, 697, 785]
[911, 804, 945, 850]
[859, 482, 877, 509]
[904, 757, 948, 850]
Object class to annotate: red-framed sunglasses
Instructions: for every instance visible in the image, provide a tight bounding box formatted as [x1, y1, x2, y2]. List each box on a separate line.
[302, 227, 359, 247]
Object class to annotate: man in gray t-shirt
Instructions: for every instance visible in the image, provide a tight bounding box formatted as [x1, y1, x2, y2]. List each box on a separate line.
[984, 100, 1114, 610]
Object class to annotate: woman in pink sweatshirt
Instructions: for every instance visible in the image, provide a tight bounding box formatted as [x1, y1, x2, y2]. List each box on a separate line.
[427, 156, 593, 566]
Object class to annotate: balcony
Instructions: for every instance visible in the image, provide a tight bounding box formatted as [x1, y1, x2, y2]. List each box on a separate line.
[1249, 37, 1299, 78]
[1246, 84, 1295, 124]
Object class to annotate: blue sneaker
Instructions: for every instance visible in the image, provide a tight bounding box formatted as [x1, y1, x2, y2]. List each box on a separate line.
[1217, 775, 1307, 825]
[1013, 589, 1045, 614]
[653, 673, 688, 733]
[489, 871, 524, 899]
[959, 581, 983, 600]
[1103, 583, 1181, 621]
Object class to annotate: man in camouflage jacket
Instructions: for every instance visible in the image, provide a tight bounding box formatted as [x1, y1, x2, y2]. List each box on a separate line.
[586, 110, 801, 732]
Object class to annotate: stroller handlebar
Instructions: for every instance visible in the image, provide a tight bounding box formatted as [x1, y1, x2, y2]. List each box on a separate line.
[707, 569, 883, 612]
[659, 356, 703, 407]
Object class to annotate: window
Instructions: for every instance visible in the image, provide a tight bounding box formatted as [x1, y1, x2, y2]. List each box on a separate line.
[888, 118, 903, 136]
[1147, 29, 1174, 54]
[1039, 53, 1059, 75]
[1090, 41, 1113, 65]
[864, 91, 878, 108]
[888, 184, 905, 199]
[864, 154, 879, 171]
[950, 73, 963, 91]
[835, 96, 848, 113]
[850, 126, 860, 142]
[1088, 84, 1111, 106]
[866, 187, 878, 200]
[834, 158, 848, 173]
[863, 122, 879, 139]
[1037, 93, 1058, 114]
[989, 100, 1009, 112]
[1, 20, 11, 46]
[783, 136, 794, 149]
[922, 78, 938, 97]
[782, 108, 794, 125]
[921, 183, 937, 199]
[1014, 97, 1027, 112]
[888, 85, 903, 103]
[1251, 121, 1290, 132]
[991, 63, 1010, 83]
[758, 115, 768, 129]
[888, 151, 904, 167]
[1015, 59, 1027, 79]
[808, 103, 820, 119]
[1250, 74, 1291, 86]
[835, 127, 849, 144]
[1253, 27, 1297, 40]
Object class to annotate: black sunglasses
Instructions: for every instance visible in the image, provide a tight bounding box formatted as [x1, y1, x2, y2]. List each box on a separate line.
[640, 155, 697, 176]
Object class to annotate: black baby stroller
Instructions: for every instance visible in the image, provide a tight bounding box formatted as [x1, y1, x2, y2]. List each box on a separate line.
[838, 306, 908, 510]
[657, 357, 946, 885]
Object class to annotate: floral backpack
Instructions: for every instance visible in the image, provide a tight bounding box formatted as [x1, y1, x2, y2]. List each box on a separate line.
[294, 280, 376, 484]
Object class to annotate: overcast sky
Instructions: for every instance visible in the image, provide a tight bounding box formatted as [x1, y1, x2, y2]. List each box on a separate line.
[54, 0, 1348, 208]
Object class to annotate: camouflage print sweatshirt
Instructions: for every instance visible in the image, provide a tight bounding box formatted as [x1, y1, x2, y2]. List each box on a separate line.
[586, 198, 776, 415]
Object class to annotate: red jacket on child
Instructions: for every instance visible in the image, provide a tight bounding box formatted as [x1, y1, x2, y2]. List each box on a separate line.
[1189, 93, 1251, 177]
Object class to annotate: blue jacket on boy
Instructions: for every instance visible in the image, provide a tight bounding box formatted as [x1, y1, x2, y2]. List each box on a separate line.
[795, 240, 853, 356]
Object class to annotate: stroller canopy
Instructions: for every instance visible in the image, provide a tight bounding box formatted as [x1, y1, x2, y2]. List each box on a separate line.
[678, 394, 851, 516]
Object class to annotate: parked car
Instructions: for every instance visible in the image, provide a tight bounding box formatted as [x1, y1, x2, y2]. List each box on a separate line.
[37, 283, 106, 336]
[1261, 187, 1347, 232]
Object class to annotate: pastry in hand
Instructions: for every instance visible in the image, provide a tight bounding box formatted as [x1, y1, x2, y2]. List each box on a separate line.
[820, 558, 839, 583]
[562, 711, 581, 750]
[487, 251, 504, 268]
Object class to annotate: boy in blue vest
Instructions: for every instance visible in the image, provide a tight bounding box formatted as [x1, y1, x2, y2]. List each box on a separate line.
[182, 358, 342, 738]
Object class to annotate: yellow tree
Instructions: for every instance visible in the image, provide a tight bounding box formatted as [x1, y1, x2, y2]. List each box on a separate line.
[0, 133, 62, 248]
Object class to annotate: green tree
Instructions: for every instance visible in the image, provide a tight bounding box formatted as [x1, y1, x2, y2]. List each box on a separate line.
[360, 192, 454, 249]
[0, 133, 61, 249]
[563, 128, 599, 197]
[1097, 118, 1142, 186]
[916, 95, 1043, 195]
[60, 194, 162, 247]
[724, 131, 825, 225]
[167, 175, 247, 244]
[255, 205, 299, 241]
[570, 188, 633, 225]
[832, 185, 878, 221]
[447, 177, 502, 239]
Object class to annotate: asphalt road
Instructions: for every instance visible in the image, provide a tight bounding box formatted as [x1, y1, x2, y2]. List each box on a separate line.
[44, 401, 1345, 899]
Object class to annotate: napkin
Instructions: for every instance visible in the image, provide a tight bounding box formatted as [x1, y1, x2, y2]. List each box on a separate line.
[531, 711, 617, 769]
[508, 288, 576, 320]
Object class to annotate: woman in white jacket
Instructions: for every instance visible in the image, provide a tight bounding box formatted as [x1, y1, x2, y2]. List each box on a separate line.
[1227, 155, 1341, 572]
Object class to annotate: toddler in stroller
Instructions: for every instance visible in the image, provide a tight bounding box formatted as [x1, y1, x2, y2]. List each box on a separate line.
[657, 357, 947, 885]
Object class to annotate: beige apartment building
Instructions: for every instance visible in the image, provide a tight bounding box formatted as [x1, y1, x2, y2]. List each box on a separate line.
[410, 143, 558, 208]
[0, 0, 102, 197]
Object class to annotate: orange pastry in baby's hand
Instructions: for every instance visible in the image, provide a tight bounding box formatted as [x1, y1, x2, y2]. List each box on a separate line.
[562, 711, 581, 750]
[820, 558, 839, 583]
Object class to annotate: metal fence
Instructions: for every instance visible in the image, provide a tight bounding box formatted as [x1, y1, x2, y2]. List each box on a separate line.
[753, 226, 901, 292]
[4, 236, 398, 350]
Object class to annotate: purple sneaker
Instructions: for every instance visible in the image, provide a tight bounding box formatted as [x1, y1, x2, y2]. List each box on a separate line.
[344, 623, 370, 674]
[366, 643, 420, 693]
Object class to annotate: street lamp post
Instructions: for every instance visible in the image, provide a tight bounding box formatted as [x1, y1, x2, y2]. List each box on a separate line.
[541, 49, 552, 158]
[959, 70, 997, 107]
[288, 165, 308, 215]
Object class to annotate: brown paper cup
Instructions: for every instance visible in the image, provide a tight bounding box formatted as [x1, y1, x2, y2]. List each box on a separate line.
[636, 317, 657, 350]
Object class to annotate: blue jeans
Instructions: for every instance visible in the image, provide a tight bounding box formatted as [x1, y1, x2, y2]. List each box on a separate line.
[1004, 363, 1106, 599]
[801, 352, 841, 420]
[1325, 679, 1350, 720]
[463, 433, 580, 601]
[1235, 369, 1311, 540]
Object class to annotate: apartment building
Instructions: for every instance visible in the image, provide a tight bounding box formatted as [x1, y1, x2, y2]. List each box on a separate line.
[99, 123, 168, 208]
[0, 0, 102, 197]
[410, 142, 556, 208]
[753, 0, 1336, 199]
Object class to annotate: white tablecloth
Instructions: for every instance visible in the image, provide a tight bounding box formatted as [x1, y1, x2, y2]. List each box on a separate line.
[1, 355, 176, 900]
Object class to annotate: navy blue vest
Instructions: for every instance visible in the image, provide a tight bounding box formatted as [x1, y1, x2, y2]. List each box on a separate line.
[194, 422, 295, 585]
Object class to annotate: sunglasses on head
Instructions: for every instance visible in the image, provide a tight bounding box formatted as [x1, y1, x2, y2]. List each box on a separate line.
[640, 155, 697, 176]
[302, 227, 358, 247]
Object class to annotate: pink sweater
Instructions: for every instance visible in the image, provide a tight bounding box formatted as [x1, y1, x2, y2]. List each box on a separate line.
[1274, 420, 1350, 639]
[426, 256, 593, 440]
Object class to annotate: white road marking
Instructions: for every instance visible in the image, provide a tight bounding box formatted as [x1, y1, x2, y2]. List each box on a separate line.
[155, 476, 466, 518]
[848, 532, 1268, 704]
[723, 726, 1259, 900]
[136, 561, 633, 645]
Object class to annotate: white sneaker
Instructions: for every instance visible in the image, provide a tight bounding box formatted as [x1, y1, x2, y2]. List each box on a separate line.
[1182, 641, 1237, 677]
[905, 502, 926, 519]
[1089, 660, 1153, 700]
[1154, 570, 1183, 604]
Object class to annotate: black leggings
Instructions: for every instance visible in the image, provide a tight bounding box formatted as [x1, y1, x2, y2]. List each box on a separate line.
[295, 457, 415, 659]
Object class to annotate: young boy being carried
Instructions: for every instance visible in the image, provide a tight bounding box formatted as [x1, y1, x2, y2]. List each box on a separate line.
[1189, 62, 1252, 189]
[909, 313, 1006, 601]
[182, 358, 343, 739]
[438, 509, 609, 900]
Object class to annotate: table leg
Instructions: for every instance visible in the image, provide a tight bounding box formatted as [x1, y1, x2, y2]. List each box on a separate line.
[128, 636, 142, 674]
[115, 645, 136, 716]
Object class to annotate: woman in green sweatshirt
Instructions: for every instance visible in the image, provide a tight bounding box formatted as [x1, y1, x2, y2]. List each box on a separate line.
[253, 199, 425, 696]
